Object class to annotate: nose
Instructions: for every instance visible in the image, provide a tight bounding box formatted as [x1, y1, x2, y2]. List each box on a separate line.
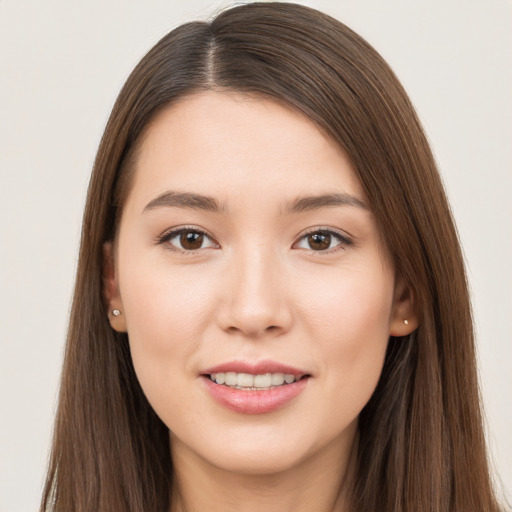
[217, 248, 293, 338]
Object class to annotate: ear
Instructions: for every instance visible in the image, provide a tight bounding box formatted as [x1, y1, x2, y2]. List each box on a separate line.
[389, 274, 419, 336]
[103, 242, 127, 333]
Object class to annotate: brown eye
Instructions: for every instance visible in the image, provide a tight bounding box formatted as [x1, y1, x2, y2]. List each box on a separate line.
[295, 229, 350, 252]
[162, 228, 217, 252]
[180, 231, 204, 250]
[307, 232, 331, 251]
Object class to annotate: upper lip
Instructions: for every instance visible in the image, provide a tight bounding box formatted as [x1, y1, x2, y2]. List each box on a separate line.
[201, 360, 310, 377]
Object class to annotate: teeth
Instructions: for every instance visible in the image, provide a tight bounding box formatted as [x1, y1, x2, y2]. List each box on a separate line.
[271, 373, 285, 386]
[237, 373, 254, 387]
[210, 372, 300, 389]
[225, 372, 237, 386]
[254, 373, 272, 388]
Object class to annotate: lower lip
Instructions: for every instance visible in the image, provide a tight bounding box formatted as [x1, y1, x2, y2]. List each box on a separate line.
[201, 376, 309, 414]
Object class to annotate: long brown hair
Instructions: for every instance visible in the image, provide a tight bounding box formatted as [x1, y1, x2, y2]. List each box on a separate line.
[41, 3, 501, 511]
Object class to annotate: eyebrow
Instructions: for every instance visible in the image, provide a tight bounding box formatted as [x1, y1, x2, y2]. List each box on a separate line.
[285, 193, 368, 214]
[142, 190, 367, 215]
[143, 191, 224, 214]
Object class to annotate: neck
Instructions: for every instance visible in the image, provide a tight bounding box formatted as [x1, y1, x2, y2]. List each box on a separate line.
[169, 424, 358, 512]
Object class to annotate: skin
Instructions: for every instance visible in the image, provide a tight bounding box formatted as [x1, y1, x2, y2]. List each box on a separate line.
[104, 91, 417, 512]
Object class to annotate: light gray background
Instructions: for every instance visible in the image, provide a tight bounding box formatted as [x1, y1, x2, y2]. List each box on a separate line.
[1, 1, 510, 510]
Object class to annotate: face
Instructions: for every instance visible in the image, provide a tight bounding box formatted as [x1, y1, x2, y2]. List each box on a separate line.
[105, 91, 416, 476]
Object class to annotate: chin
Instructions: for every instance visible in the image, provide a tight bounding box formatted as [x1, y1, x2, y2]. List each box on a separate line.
[172, 418, 354, 478]
[207, 442, 309, 476]
[170, 421, 315, 473]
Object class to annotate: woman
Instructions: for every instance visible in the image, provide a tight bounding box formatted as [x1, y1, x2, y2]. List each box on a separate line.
[40, 2, 502, 511]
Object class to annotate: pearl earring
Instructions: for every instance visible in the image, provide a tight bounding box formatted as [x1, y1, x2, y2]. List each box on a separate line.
[112, 309, 121, 317]
[403, 319, 409, 325]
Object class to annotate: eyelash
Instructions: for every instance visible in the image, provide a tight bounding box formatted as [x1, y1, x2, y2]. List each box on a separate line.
[156, 226, 353, 255]
[156, 226, 218, 255]
[294, 227, 354, 254]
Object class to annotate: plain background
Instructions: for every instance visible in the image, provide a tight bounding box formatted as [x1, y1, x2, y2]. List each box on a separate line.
[0, 0, 510, 510]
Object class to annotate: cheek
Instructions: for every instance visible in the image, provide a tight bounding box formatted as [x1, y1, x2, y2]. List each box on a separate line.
[118, 258, 218, 405]
[299, 259, 393, 337]
[297, 262, 393, 415]
[123, 272, 209, 348]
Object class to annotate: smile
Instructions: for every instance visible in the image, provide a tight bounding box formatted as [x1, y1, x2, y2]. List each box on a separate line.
[209, 372, 302, 390]
[202, 366, 310, 414]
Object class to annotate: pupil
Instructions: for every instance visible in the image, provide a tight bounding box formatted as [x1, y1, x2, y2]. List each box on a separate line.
[180, 231, 203, 250]
[309, 233, 331, 250]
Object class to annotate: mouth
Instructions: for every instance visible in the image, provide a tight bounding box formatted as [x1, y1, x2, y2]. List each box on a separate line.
[200, 362, 311, 414]
[206, 372, 309, 390]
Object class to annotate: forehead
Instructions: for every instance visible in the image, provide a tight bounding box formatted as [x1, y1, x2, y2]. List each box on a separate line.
[127, 90, 365, 210]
